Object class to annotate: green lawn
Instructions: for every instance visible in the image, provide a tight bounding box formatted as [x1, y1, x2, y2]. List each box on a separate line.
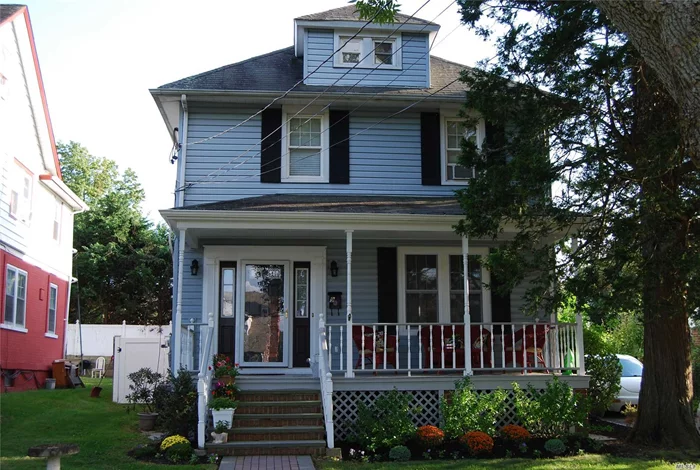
[0, 378, 216, 470]
[316, 455, 680, 469]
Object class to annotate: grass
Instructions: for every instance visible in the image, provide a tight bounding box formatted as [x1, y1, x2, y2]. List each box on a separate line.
[0, 377, 216, 469]
[316, 454, 682, 469]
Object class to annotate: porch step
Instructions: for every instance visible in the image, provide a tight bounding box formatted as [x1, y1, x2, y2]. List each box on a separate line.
[235, 376, 320, 392]
[232, 413, 324, 428]
[236, 400, 321, 414]
[229, 425, 325, 442]
[207, 440, 326, 456]
[237, 390, 320, 402]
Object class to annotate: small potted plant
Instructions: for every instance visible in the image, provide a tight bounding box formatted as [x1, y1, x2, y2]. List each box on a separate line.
[210, 397, 238, 428]
[125, 367, 163, 431]
[211, 420, 229, 444]
[211, 354, 239, 385]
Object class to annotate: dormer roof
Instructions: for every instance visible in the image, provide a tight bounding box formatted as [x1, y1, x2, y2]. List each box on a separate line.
[293, 5, 440, 57]
[295, 5, 436, 26]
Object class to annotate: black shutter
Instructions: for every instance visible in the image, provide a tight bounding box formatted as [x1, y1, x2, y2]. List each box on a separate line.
[260, 108, 282, 183]
[329, 110, 350, 184]
[490, 249, 512, 334]
[377, 247, 398, 323]
[485, 121, 507, 166]
[420, 112, 441, 185]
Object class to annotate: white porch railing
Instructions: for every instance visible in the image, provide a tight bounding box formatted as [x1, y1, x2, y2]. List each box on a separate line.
[196, 313, 215, 449]
[326, 320, 584, 376]
[317, 313, 335, 448]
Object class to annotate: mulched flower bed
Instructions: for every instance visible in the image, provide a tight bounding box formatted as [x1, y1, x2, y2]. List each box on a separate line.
[128, 442, 220, 466]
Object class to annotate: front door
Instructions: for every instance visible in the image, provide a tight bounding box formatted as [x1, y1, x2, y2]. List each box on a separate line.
[239, 262, 289, 367]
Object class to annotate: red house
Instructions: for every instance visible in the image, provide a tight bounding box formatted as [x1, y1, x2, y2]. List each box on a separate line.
[0, 5, 87, 392]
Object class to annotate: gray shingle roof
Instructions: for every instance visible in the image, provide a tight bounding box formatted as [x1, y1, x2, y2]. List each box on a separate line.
[0, 5, 25, 25]
[296, 5, 436, 26]
[175, 194, 463, 216]
[158, 46, 470, 99]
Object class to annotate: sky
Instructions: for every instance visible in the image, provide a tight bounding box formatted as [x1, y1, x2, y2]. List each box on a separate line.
[23, 0, 493, 222]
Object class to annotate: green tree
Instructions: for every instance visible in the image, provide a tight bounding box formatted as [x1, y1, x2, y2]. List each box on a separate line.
[354, 0, 700, 447]
[58, 141, 172, 325]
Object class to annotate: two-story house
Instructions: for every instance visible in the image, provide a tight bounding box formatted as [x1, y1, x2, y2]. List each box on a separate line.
[152, 5, 588, 454]
[0, 5, 88, 392]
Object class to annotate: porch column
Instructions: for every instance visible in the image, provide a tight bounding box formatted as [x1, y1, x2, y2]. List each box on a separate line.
[345, 230, 354, 378]
[576, 312, 586, 376]
[173, 229, 186, 371]
[462, 236, 473, 376]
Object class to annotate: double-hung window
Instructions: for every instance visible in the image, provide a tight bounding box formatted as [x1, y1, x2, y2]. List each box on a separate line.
[9, 163, 32, 223]
[335, 34, 401, 69]
[399, 248, 488, 324]
[282, 109, 329, 182]
[4, 265, 27, 330]
[47, 284, 58, 336]
[441, 116, 485, 184]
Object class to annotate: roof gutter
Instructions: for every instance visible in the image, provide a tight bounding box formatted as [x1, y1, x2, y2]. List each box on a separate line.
[39, 175, 89, 213]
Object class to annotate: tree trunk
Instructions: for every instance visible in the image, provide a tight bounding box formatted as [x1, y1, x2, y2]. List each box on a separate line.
[632, 293, 699, 448]
[594, 0, 700, 168]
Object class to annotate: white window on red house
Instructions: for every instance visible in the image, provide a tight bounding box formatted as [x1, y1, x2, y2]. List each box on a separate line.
[47, 284, 58, 335]
[4, 265, 27, 329]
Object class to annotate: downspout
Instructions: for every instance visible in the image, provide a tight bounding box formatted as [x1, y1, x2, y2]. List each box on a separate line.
[177, 94, 188, 208]
[62, 277, 77, 359]
[173, 229, 186, 370]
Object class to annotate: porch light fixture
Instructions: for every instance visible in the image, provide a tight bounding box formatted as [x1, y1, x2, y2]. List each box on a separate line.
[190, 259, 199, 276]
[330, 260, 339, 277]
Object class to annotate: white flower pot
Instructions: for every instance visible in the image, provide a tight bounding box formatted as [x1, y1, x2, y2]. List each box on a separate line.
[211, 408, 235, 428]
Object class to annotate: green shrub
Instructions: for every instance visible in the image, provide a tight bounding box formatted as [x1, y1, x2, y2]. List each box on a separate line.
[512, 377, 589, 438]
[154, 368, 198, 440]
[586, 354, 622, 416]
[165, 441, 192, 463]
[441, 377, 507, 437]
[388, 445, 411, 461]
[692, 340, 700, 410]
[351, 389, 417, 453]
[131, 444, 157, 459]
[544, 438, 566, 455]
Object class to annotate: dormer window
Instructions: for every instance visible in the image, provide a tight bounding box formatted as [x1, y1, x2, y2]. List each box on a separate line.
[334, 33, 401, 69]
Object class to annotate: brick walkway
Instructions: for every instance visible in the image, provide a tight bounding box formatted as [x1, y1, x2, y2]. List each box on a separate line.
[219, 455, 315, 470]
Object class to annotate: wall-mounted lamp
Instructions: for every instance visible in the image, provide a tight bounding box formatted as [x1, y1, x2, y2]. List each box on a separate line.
[190, 259, 199, 276]
[330, 260, 339, 277]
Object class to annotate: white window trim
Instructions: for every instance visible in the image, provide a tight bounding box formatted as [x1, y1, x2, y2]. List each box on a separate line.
[333, 31, 402, 70]
[3, 264, 28, 331]
[397, 246, 491, 324]
[440, 114, 486, 186]
[47, 283, 58, 335]
[281, 107, 330, 183]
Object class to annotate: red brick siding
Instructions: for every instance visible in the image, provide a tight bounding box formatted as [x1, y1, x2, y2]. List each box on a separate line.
[0, 250, 69, 392]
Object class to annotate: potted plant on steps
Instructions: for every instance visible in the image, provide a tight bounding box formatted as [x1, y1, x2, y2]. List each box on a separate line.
[210, 396, 238, 429]
[211, 354, 239, 385]
[211, 420, 229, 444]
[125, 368, 163, 431]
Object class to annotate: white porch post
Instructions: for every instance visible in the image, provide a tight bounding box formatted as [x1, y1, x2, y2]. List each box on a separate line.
[345, 230, 354, 378]
[174, 229, 186, 371]
[576, 312, 586, 376]
[462, 236, 473, 376]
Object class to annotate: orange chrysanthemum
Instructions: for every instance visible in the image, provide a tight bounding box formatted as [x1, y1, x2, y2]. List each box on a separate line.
[459, 431, 494, 456]
[416, 425, 445, 447]
[500, 424, 531, 443]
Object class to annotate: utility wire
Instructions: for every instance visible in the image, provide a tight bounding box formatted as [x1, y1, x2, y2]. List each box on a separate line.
[183, 5, 388, 148]
[186, 0, 438, 189]
[177, 0, 458, 192]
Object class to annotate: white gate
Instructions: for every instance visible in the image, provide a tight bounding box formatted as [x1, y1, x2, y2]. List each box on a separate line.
[112, 336, 169, 404]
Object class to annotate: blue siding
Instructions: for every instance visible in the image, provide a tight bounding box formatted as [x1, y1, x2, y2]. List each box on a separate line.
[304, 30, 429, 88]
[181, 247, 203, 323]
[183, 104, 461, 206]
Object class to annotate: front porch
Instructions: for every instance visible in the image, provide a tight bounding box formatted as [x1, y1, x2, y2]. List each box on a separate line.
[160, 195, 588, 450]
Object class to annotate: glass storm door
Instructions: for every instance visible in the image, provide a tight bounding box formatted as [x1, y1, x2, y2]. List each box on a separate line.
[241, 262, 288, 366]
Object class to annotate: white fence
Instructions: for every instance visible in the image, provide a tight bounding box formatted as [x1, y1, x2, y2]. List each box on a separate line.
[66, 321, 172, 357]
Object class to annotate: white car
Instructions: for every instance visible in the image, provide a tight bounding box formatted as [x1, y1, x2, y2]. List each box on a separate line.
[609, 354, 643, 412]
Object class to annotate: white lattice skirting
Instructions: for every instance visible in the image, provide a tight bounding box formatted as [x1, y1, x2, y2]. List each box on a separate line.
[332, 388, 541, 441]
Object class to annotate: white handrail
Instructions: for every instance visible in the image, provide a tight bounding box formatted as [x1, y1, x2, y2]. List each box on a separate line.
[318, 313, 335, 448]
[197, 312, 215, 449]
